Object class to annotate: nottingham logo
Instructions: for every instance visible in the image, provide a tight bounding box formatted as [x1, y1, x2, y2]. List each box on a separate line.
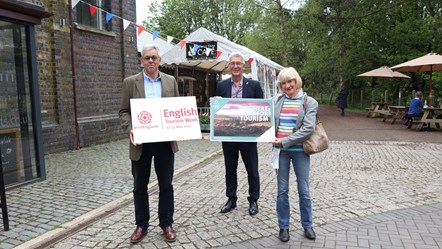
[137, 111, 152, 124]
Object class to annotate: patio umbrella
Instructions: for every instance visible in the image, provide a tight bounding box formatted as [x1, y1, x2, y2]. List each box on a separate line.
[357, 66, 410, 94]
[391, 53, 442, 105]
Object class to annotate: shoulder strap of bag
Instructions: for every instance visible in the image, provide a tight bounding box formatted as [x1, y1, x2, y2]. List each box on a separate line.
[303, 95, 307, 113]
[303, 95, 320, 125]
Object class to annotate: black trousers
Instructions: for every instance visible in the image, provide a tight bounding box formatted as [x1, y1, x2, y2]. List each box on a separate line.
[221, 142, 260, 202]
[131, 142, 174, 229]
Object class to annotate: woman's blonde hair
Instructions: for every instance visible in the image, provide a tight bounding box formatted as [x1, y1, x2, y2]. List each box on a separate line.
[277, 67, 303, 90]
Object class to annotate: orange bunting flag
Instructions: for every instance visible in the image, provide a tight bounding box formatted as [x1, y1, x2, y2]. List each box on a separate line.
[137, 25, 144, 36]
[179, 40, 186, 48]
[89, 5, 97, 16]
[247, 57, 254, 64]
[216, 50, 222, 59]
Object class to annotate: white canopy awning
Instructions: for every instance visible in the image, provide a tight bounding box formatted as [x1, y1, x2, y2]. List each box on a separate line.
[160, 27, 284, 97]
[160, 27, 283, 73]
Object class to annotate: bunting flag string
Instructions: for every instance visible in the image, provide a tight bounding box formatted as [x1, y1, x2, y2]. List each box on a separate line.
[89, 5, 97, 16]
[123, 19, 130, 30]
[72, 0, 254, 64]
[105, 12, 113, 23]
[73, 0, 183, 44]
[72, 0, 80, 8]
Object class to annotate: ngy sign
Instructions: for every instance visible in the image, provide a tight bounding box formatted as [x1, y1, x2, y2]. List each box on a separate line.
[186, 41, 217, 60]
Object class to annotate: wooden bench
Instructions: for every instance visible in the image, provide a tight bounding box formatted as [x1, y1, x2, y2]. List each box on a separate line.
[368, 109, 391, 118]
[413, 108, 442, 131]
[380, 111, 394, 122]
[414, 118, 442, 131]
[383, 106, 407, 124]
[366, 102, 389, 118]
[407, 117, 422, 129]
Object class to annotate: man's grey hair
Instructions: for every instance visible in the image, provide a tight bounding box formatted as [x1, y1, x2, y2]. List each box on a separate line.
[229, 52, 245, 63]
[415, 91, 423, 98]
[142, 44, 160, 55]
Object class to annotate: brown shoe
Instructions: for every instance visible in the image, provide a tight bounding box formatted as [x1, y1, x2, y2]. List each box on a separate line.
[162, 226, 176, 242]
[130, 226, 147, 244]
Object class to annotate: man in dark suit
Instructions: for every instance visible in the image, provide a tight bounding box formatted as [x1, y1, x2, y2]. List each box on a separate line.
[215, 52, 264, 216]
[119, 44, 178, 244]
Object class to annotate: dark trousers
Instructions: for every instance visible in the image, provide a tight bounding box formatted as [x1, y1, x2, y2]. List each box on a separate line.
[131, 142, 174, 229]
[221, 142, 260, 202]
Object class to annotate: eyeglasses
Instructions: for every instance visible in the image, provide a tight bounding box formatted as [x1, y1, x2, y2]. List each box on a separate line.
[229, 62, 243, 67]
[142, 56, 159, 61]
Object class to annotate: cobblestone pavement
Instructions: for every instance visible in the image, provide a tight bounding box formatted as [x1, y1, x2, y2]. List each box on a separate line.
[0, 138, 222, 249]
[2, 105, 442, 249]
[48, 141, 442, 249]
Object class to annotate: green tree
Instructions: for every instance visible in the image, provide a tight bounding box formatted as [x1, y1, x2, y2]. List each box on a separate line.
[144, 0, 261, 44]
[291, 0, 442, 99]
[143, 0, 442, 101]
[244, 0, 303, 67]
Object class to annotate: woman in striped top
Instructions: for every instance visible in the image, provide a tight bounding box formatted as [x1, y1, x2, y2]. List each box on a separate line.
[271, 67, 318, 242]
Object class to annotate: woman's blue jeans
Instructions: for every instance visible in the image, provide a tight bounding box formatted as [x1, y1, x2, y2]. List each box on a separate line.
[277, 150, 312, 229]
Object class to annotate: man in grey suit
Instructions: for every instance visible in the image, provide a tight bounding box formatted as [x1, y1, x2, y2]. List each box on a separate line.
[119, 44, 178, 244]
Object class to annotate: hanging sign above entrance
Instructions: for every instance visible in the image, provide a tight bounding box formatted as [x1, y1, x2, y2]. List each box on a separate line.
[186, 41, 218, 60]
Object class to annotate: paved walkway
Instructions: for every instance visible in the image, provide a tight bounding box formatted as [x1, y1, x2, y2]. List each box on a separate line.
[1, 105, 441, 249]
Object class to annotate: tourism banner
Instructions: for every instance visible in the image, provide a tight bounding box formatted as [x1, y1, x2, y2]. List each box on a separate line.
[210, 98, 275, 142]
[130, 96, 202, 144]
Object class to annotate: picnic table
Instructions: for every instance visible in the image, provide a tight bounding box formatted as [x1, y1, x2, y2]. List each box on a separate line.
[366, 102, 389, 118]
[415, 107, 442, 131]
[383, 105, 407, 124]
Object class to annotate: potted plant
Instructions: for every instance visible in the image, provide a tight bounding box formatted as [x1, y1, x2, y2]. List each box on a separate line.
[199, 113, 210, 131]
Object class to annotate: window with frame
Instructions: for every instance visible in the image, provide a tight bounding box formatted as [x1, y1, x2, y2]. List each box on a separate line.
[76, 0, 111, 31]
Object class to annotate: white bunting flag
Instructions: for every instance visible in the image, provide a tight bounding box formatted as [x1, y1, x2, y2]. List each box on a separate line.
[72, 0, 80, 8]
[167, 36, 173, 44]
[123, 19, 130, 30]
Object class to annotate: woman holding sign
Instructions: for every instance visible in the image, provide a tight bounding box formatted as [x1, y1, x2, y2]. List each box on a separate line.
[271, 67, 318, 242]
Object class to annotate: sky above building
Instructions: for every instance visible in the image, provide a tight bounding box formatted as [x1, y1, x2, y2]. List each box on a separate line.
[136, 0, 161, 24]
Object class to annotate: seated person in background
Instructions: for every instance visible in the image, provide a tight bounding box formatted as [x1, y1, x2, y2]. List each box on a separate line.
[407, 91, 424, 117]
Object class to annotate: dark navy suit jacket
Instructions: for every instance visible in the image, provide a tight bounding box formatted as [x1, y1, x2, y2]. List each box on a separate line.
[215, 77, 264, 99]
[214, 76, 263, 201]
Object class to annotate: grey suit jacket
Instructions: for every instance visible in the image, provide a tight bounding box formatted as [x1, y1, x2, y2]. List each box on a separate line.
[273, 92, 318, 148]
[119, 71, 179, 161]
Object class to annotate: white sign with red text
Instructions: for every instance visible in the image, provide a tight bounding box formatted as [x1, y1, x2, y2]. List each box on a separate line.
[130, 96, 202, 144]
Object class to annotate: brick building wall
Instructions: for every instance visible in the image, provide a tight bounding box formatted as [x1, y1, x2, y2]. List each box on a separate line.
[36, 0, 139, 153]
[36, 0, 77, 152]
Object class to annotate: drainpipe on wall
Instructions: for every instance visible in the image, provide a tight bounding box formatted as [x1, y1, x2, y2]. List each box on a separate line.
[68, 0, 80, 149]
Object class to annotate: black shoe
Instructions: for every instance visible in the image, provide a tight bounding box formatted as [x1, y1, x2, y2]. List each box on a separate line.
[248, 201, 258, 216]
[279, 228, 290, 242]
[304, 227, 316, 240]
[220, 199, 236, 213]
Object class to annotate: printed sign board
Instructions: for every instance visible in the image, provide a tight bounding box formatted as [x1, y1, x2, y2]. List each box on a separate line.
[186, 41, 217, 60]
[130, 96, 202, 144]
[210, 98, 275, 142]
